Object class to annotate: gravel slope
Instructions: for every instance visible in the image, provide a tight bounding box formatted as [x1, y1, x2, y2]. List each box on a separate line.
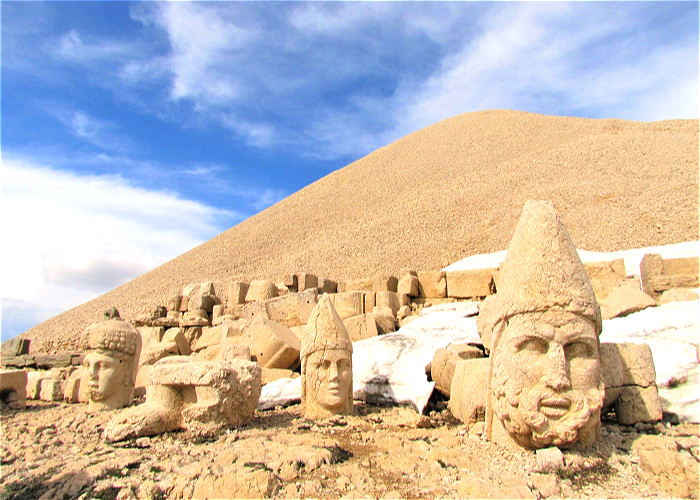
[20, 110, 699, 353]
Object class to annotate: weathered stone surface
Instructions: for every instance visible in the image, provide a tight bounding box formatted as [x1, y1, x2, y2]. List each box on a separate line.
[317, 277, 338, 294]
[449, 358, 489, 425]
[26, 371, 49, 399]
[153, 313, 180, 328]
[1, 338, 30, 357]
[63, 367, 86, 403]
[448, 343, 484, 359]
[192, 325, 227, 352]
[364, 292, 376, 314]
[479, 200, 603, 450]
[80, 318, 141, 411]
[0, 370, 27, 409]
[301, 294, 353, 419]
[105, 357, 262, 442]
[373, 311, 397, 335]
[599, 283, 656, 319]
[296, 273, 318, 292]
[396, 305, 412, 321]
[633, 434, 699, 499]
[397, 273, 420, 297]
[180, 309, 210, 327]
[246, 280, 278, 302]
[536, 447, 564, 472]
[137, 327, 164, 346]
[658, 287, 699, 304]
[262, 367, 295, 385]
[227, 281, 250, 308]
[346, 278, 373, 292]
[138, 341, 179, 367]
[615, 342, 657, 388]
[241, 317, 301, 369]
[167, 295, 182, 312]
[211, 304, 224, 323]
[219, 342, 251, 361]
[162, 328, 191, 356]
[192, 465, 281, 499]
[599, 343, 625, 408]
[431, 348, 459, 397]
[185, 282, 217, 313]
[330, 291, 364, 320]
[615, 385, 663, 425]
[584, 259, 627, 301]
[373, 276, 398, 293]
[376, 291, 400, 317]
[342, 313, 379, 342]
[641, 254, 699, 296]
[34, 353, 73, 369]
[39, 378, 63, 401]
[417, 271, 447, 298]
[446, 268, 496, 299]
[298, 288, 319, 324]
[265, 293, 304, 328]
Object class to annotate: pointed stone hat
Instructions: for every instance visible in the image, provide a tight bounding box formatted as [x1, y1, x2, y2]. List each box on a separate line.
[301, 293, 353, 360]
[478, 200, 601, 350]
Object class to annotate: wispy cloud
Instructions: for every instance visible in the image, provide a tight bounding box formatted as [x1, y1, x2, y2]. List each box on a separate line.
[0, 157, 235, 339]
[48, 108, 135, 152]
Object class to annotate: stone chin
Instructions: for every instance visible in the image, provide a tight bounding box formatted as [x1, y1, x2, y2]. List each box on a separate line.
[494, 382, 604, 449]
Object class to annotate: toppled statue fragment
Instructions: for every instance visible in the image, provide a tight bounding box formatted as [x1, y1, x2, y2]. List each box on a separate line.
[105, 357, 261, 442]
[478, 200, 604, 449]
[301, 294, 353, 419]
[80, 316, 141, 411]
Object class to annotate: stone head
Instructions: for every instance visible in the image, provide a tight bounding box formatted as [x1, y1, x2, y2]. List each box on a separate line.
[479, 200, 604, 449]
[80, 318, 141, 410]
[301, 294, 353, 418]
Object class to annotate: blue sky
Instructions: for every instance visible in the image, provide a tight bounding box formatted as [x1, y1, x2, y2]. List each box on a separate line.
[1, 1, 698, 341]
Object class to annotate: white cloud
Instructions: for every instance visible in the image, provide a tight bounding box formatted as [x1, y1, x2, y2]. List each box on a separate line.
[1, 157, 233, 339]
[48, 108, 135, 152]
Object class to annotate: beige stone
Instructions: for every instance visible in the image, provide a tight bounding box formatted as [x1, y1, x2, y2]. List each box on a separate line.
[364, 291, 376, 313]
[296, 273, 318, 292]
[599, 343, 625, 408]
[241, 316, 301, 369]
[64, 367, 85, 403]
[219, 342, 251, 361]
[0, 370, 27, 409]
[39, 377, 63, 401]
[346, 278, 374, 292]
[658, 287, 699, 304]
[80, 318, 141, 411]
[330, 291, 364, 320]
[137, 327, 164, 346]
[417, 271, 447, 298]
[536, 447, 564, 472]
[167, 295, 182, 312]
[376, 291, 400, 317]
[343, 313, 379, 342]
[297, 289, 319, 324]
[641, 254, 699, 296]
[615, 342, 657, 387]
[212, 313, 238, 326]
[373, 311, 397, 335]
[584, 259, 627, 301]
[211, 304, 224, 323]
[431, 348, 460, 397]
[397, 272, 420, 297]
[265, 293, 304, 328]
[479, 200, 603, 450]
[105, 357, 262, 442]
[185, 282, 217, 313]
[599, 284, 656, 319]
[162, 328, 191, 356]
[153, 313, 179, 328]
[26, 370, 49, 399]
[301, 294, 353, 419]
[180, 309, 210, 327]
[633, 434, 699, 499]
[318, 277, 338, 294]
[449, 358, 489, 425]
[191, 325, 226, 352]
[227, 281, 250, 308]
[246, 280, 278, 302]
[448, 344, 484, 359]
[373, 276, 398, 293]
[615, 385, 663, 425]
[262, 367, 295, 385]
[192, 465, 281, 499]
[446, 268, 496, 299]
[397, 305, 412, 321]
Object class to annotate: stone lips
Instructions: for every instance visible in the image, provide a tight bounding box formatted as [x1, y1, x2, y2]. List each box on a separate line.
[19, 110, 699, 353]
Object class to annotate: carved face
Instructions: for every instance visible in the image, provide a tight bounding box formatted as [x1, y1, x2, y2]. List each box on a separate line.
[304, 349, 352, 417]
[491, 310, 604, 448]
[83, 351, 129, 403]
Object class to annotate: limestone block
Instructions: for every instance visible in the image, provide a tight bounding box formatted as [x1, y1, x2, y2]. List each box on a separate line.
[26, 371, 50, 399]
[162, 328, 191, 356]
[105, 358, 262, 442]
[246, 280, 278, 302]
[298, 288, 319, 324]
[599, 284, 655, 319]
[431, 348, 460, 397]
[616, 343, 657, 387]
[40, 378, 63, 401]
[180, 309, 210, 327]
[186, 282, 217, 313]
[153, 314, 180, 328]
[373, 310, 397, 335]
[330, 291, 364, 320]
[318, 278, 338, 294]
[346, 278, 373, 292]
[343, 313, 379, 342]
[397, 305, 412, 321]
[213, 314, 239, 326]
[296, 273, 318, 292]
[178, 295, 189, 312]
[375, 291, 400, 318]
[446, 268, 495, 299]
[139, 341, 179, 367]
[399, 293, 411, 307]
[35, 353, 73, 369]
[599, 343, 625, 408]
[137, 327, 164, 347]
[615, 385, 663, 425]
[192, 325, 227, 353]
[633, 434, 699, 499]
[64, 367, 85, 403]
[192, 465, 281, 499]
[262, 367, 295, 385]
[241, 317, 301, 369]
[663, 256, 699, 276]
[183, 326, 203, 346]
[212, 305, 224, 323]
[448, 344, 484, 359]
[641, 254, 699, 296]
[266, 293, 303, 328]
[238, 300, 270, 322]
[284, 274, 298, 290]
[658, 288, 699, 304]
[584, 259, 627, 301]
[417, 271, 447, 298]
[0, 370, 27, 409]
[397, 273, 420, 297]
[364, 292, 376, 313]
[227, 281, 250, 308]
[536, 447, 564, 472]
[1, 338, 30, 357]
[167, 295, 182, 312]
[373, 276, 398, 293]
[219, 343, 251, 361]
[449, 358, 489, 424]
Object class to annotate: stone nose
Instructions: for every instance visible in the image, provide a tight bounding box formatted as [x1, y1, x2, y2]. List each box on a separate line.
[88, 362, 99, 379]
[327, 361, 339, 382]
[544, 344, 571, 391]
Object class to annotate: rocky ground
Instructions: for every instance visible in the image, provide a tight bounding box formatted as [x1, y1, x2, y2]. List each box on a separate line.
[2, 397, 698, 500]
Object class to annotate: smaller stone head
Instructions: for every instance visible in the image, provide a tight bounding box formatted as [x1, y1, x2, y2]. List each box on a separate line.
[301, 294, 353, 419]
[80, 318, 141, 411]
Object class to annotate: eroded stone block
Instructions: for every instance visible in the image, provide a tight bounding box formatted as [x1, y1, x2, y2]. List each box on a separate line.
[446, 268, 495, 299]
[0, 370, 27, 409]
[241, 317, 301, 369]
[417, 271, 447, 298]
[343, 313, 379, 342]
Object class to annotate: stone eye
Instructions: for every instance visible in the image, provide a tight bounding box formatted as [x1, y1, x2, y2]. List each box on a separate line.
[565, 341, 593, 358]
[518, 338, 547, 354]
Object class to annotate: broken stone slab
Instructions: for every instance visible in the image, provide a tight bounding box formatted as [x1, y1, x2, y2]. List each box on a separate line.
[180, 309, 210, 327]
[34, 353, 75, 369]
[430, 348, 460, 397]
[373, 310, 397, 335]
[26, 371, 50, 399]
[64, 367, 88, 403]
[448, 358, 489, 424]
[246, 280, 278, 302]
[373, 276, 398, 293]
[105, 357, 262, 442]
[241, 316, 301, 369]
[615, 385, 663, 425]
[342, 313, 379, 342]
[192, 325, 227, 352]
[329, 291, 364, 320]
[265, 293, 304, 328]
[446, 268, 496, 299]
[641, 254, 699, 297]
[296, 273, 318, 292]
[162, 328, 191, 356]
[1, 338, 30, 357]
[658, 288, 699, 305]
[584, 259, 627, 301]
[318, 277, 338, 294]
[599, 283, 656, 319]
[536, 447, 564, 472]
[417, 271, 447, 298]
[364, 291, 376, 313]
[0, 355, 36, 369]
[212, 304, 224, 323]
[376, 291, 400, 317]
[397, 272, 420, 297]
[137, 327, 164, 346]
[227, 281, 250, 308]
[39, 378, 64, 402]
[633, 434, 699, 499]
[0, 370, 27, 409]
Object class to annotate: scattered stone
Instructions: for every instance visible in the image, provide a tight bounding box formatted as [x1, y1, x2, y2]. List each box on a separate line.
[0, 370, 27, 409]
[657, 287, 699, 304]
[417, 271, 447, 298]
[241, 316, 301, 369]
[246, 280, 279, 302]
[449, 358, 489, 425]
[343, 313, 379, 342]
[633, 434, 699, 498]
[397, 273, 420, 297]
[536, 447, 564, 472]
[599, 283, 656, 319]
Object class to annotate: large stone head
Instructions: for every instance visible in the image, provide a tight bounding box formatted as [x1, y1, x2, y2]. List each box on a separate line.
[478, 200, 604, 449]
[80, 316, 141, 411]
[301, 294, 353, 419]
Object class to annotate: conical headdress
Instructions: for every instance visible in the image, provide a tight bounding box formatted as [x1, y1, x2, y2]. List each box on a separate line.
[478, 200, 601, 350]
[301, 294, 353, 360]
